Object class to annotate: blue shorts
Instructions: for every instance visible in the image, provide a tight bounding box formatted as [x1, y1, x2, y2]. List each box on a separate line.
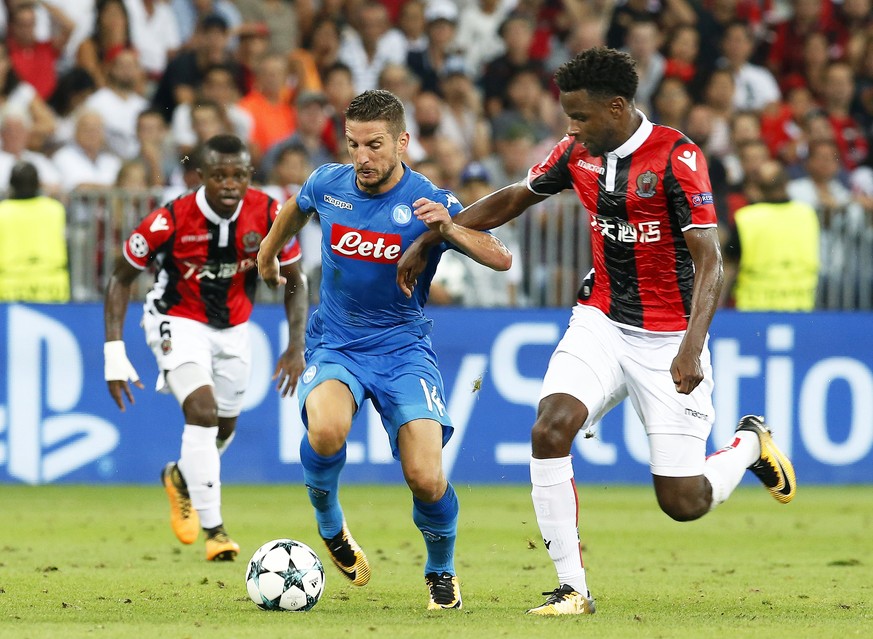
[297, 341, 453, 460]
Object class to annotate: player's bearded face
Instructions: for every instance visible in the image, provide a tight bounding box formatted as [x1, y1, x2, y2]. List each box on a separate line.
[346, 120, 408, 194]
[560, 90, 621, 158]
[201, 152, 252, 216]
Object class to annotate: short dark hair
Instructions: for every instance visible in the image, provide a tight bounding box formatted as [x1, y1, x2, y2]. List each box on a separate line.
[345, 89, 406, 139]
[554, 47, 638, 101]
[9, 160, 39, 199]
[201, 134, 248, 164]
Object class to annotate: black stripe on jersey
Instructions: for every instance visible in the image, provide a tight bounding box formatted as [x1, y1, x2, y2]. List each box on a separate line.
[597, 154, 644, 326]
[662, 138, 695, 317]
[531, 141, 576, 194]
[154, 202, 181, 315]
[201, 218, 239, 328]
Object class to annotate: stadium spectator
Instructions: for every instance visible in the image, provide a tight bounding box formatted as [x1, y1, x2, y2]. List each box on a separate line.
[480, 11, 550, 118]
[321, 61, 355, 160]
[766, 0, 847, 85]
[431, 161, 524, 307]
[0, 160, 69, 302]
[257, 88, 510, 610]
[171, 0, 241, 46]
[481, 121, 538, 187]
[260, 90, 332, 180]
[621, 17, 666, 116]
[103, 134, 307, 562]
[717, 21, 781, 113]
[0, 40, 56, 150]
[135, 108, 175, 186]
[172, 63, 252, 155]
[491, 65, 556, 144]
[788, 139, 868, 308]
[300, 17, 343, 80]
[125, 0, 182, 82]
[83, 46, 149, 160]
[150, 13, 239, 122]
[75, 0, 134, 89]
[398, 48, 796, 615]
[6, 0, 75, 99]
[821, 61, 869, 171]
[338, 1, 407, 92]
[437, 63, 491, 161]
[722, 159, 820, 310]
[604, 0, 659, 51]
[455, 0, 515, 75]
[406, 0, 465, 96]
[46, 67, 97, 150]
[396, 0, 427, 55]
[185, 99, 232, 155]
[237, 53, 297, 164]
[701, 69, 737, 158]
[662, 23, 700, 88]
[0, 105, 61, 196]
[650, 75, 692, 131]
[234, 0, 300, 57]
[408, 89, 443, 160]
[51, 109, 121, 191]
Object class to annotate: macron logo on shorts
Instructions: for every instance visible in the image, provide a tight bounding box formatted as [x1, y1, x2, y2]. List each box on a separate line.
[330, 224, 402, 264]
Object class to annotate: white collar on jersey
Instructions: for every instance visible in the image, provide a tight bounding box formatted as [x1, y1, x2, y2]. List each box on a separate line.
[195, 186, 243, 248]
[607, 110, 653, 159]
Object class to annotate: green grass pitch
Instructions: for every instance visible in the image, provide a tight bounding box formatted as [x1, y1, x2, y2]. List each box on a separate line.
[0, 484, 869, 639]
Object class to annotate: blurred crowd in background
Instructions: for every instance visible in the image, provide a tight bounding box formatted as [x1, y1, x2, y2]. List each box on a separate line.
[0, 0, 871, 309]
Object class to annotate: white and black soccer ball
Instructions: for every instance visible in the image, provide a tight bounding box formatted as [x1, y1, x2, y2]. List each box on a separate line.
[245, 539, 325, 611]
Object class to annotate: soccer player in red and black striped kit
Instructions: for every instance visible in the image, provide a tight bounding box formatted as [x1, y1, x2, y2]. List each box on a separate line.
[398, 48, 796, 615]
[103, 135, 308, 562]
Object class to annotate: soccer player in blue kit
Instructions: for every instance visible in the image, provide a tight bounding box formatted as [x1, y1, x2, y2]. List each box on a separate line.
[257, 89, 512, 609]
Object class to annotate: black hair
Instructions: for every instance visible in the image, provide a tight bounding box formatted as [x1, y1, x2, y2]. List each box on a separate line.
[554, 47, 638, 101]
[9, 160, 39, 199]
[201, 134, 248, 165]
[345, 89, 406, 139]
[48, 67, 97, 115]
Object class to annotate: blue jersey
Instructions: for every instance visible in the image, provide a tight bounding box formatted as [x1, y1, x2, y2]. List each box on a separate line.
[296, 163, 463, 353]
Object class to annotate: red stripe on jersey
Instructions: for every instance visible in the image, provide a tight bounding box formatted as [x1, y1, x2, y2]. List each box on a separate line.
[123, 188, 300, 328]
[528, 126, 717, 331]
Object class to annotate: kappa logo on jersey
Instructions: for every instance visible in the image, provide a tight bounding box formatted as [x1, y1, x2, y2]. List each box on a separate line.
[446, 193, 461, 208]
[676, 150, 698, 171]
[392, 204, 412, 225]
[149, 213, 170, 233]
[324, 194, 353, 210]
[330, 223, 402, 264]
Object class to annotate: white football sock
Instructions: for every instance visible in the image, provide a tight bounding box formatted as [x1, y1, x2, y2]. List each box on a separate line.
[530, 455, 589, 596]
[704, 430, 761, 509]
[178, 424, 222, 529]
[216, 431, 235, 456]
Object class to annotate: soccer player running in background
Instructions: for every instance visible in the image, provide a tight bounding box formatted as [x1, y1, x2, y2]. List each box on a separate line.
[104, 135, 308, 561]
[257, 89, 512, 610]
[398, 48, 796, 615]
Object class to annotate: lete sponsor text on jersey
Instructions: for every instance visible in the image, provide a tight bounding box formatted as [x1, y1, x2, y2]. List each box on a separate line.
[330, 223, 402, 263]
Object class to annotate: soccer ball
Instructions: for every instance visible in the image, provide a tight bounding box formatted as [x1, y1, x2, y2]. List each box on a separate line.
[245, 539, 325, 611]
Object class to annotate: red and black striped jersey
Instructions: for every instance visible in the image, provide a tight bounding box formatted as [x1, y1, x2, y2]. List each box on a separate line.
[527, 114, 717, 332]
[123, 187, 301, 328]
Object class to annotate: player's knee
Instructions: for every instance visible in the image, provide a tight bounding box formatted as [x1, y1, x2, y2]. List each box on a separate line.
[182, 394, 218, 426]
[306, 423, 347, 456]
[531, 416, 579, 456]
[404, 466, 443, 502]
[656, 491, 708, 522]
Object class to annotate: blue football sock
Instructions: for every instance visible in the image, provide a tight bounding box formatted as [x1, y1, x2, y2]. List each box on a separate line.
[412, 482, 459, 575]
[300, 436, 346, 539]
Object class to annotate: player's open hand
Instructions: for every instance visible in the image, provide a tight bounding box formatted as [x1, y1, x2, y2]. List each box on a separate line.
[273, 343, 306, 398]
[397, 238, 430, 299]
[104, 341, 144, 411]
[258, 252, 286, 288]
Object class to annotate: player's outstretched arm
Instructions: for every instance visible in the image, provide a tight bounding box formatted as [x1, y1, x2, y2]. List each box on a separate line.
[398, 182, 544, 297]
[103, 259, 144, 411]
[412, 197, 512, 271]
[258, 195, 312, 288]
[671, 227, 724, 395]
[273, 261, 309, 398]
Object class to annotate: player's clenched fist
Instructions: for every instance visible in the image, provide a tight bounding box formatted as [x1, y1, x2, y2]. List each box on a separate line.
[257, 244, 285, 288]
